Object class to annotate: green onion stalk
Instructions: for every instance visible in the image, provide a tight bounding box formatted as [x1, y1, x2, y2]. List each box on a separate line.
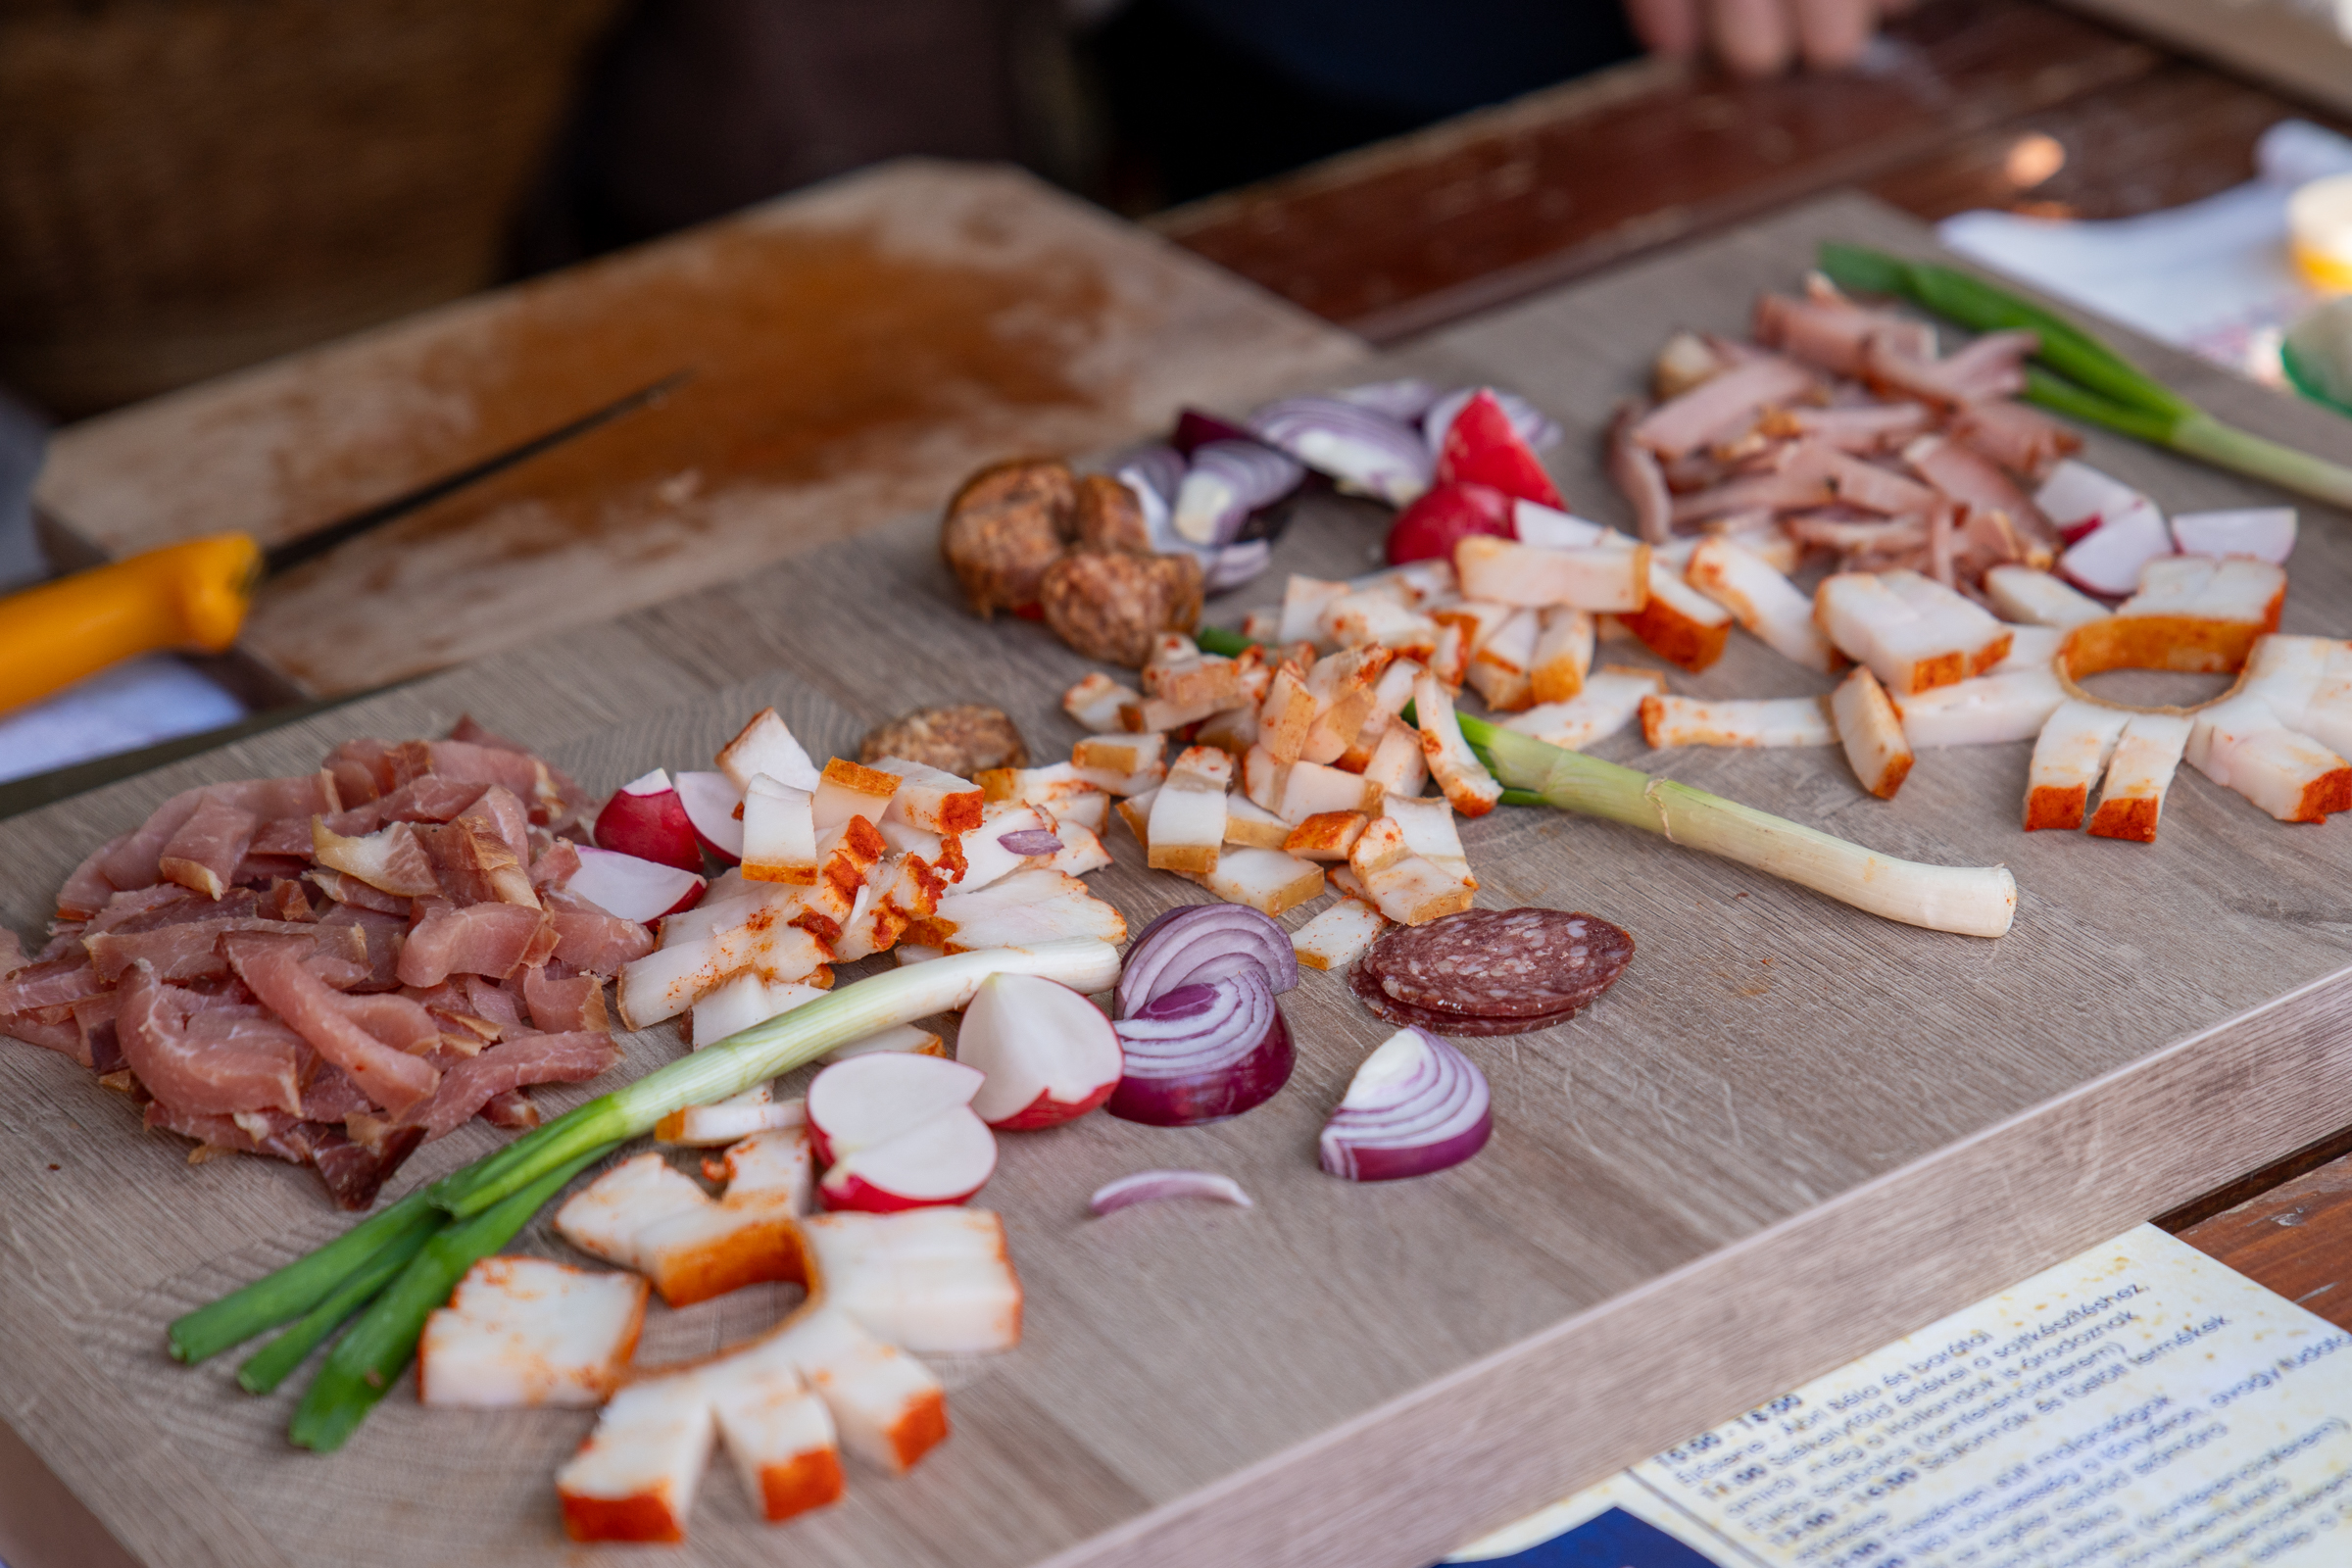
[1818, 242, 2352, 511]
[169, 939, 1121, 1445]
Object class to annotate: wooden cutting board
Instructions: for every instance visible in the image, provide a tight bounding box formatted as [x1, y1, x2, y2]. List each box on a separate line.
[8, 192, 2352, 1568]
[28, 159, 1365, 697]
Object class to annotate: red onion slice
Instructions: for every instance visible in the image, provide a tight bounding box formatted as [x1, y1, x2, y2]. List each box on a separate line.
[1172, 407, 1257, 455]
[1090, 1170, 1253, 1214]
[1117, 903, 1298, 1018]
[1113, 443, 1187, 508]
[1248, 397, 1433, 507]
[1422, 386, 1562, 458]
[1108, 972, 1294, 1126]
[1334, 377, 1442, 424]
[997, 828, 1063, 857]
[1319, 1026, 1493, 1182]
[1173, 440, 1305, 547]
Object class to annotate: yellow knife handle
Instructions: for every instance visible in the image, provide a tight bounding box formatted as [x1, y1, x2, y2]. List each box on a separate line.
[0, 534, 262, 714]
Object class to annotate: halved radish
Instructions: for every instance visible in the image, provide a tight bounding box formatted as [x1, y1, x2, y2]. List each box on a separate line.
[2060, 506, 2174, 597]
[804, 1054, 983, 1167]
[817, 1105, 997, 1212]
[956, 973, 1121, 1130]
[2170, 507, 2296, 564]
[2034, 460, 2151, 545]
[1433, 388, 1562, 508]
[569, 846, 708, 924]
[594, 768, 705, 872]
[675, 771, 745, 863]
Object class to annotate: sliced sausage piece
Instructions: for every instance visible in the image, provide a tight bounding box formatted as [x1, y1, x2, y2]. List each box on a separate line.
[1357, 907, 1635, 1019]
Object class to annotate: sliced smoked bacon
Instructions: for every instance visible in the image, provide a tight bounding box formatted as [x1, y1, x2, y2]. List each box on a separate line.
[1, 721, 638, 1207]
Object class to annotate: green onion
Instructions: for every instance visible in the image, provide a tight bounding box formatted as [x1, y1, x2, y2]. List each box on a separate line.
[1195, 625, 1259, 659]
[429, 939, 1119, 1219]
[287, 1145, 612, 1452]
[1458, 710, 2018, 938]
[1817, 243, 2352, 511]
[168, 1188, 442, 1364]
[237, 1211, 446, 1395]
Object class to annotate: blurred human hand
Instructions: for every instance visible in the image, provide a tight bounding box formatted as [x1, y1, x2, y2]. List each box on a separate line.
[1624, 0, 1907, 75]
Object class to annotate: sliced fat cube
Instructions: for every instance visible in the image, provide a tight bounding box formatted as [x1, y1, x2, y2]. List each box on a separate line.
[763, 1304, 950, 1474]
[1275, 758, 1384, 824]
[688, 973, 823, 1051]
[956, 801, 1057, 892]
[2026, 700, 2129, 831]
[716, 708, 819, 794]
[1641, 695, 1832, 749]
[1898, 667, 2068, 749]
[657, 1081, 807, 1144]
[1322, 592, 1443, 660]
[1026, 817, 1112, 877]
[1183, 847, 1327, 917]
[800, 1207, 1021, 1353]
[1830, 667, 1912, 799]
[1355, 853, 1476, 926]
[1500, 667, 1665, 751]
[1257, 662, 1319, 763]
[1621, 558, 1733, 673]
[820, 1023, 948, 1063]
[708, 1365, 844, 1523]
[864, 758, 982, 835]
[1062, 673, 1140, 733]
[617, 916, 832, 1028]
[2062, 556, 2289, 678]
[1992, 624, 2065, 673]
[1465, 608, 1541, 710]
[556, 1152, 711, 1271]
[1278, 574, 1349, 643]
[1360, 717, 1431, 799]
[1686, 537, 1838, 672]
[418, 1256, 648, 1408]
[1383, 791, 1469, 871]
[810, 759, 900, 833]
[1115, 787, 1156, 851]
[1412, 670, 1501, 816]
[634, 1191, 808, 1307]
[1815, 571, 2007, 696]
[1984, 565, 2111, 630]
[1072, 731, 1165, 780]
[1222, 794, 1293, 849]
[1291, 896, 1390, 971]
[740, 774, 817, 885]
[1141, 641, 1242, 709]
[2086, 712, 2193, 843]
[1529, 609, 1594, 703]
[722, 1124, 817, 1206]
[1147, 777, 1227, 874]
[907, 868, 1128, 952]
[557, 1375, 716, 1544]
[1284, 810, 1367, 861]
[2187, 692, 2352, 823]
[1197, 705, 1259, 756]
[1454, 536, 1650, 612]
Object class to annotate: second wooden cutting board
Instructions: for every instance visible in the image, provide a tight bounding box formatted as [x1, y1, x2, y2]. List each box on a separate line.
[29, 159, 1364, 698]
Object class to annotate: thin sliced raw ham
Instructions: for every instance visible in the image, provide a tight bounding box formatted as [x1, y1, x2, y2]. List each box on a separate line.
[1607, 403, 1673, 543]
[398, 904, 558, 988]
[394, 1031, 621, 1139]
[547, 903, 658, 976]
[0, 931, 24, 979]
[74, 994, 122, 1072]
[3, 957, 114, 1012]
[118, 962, 303, 1115]
[1672, 443, 1836, 523]
[318, 905, 407, 990]
[479, 1089, 541, 1128]
[57, 834, 129, 919]
[531, 838, 583, 890]
[419, 813, 539, 908]
[145, 1101, 314, 1162]
[157, 793, 259, 900]
[225, 933, 441, 1114]
[85, 883, 207, 935]
[2, 1007, 82, 1056]
[310, 868, 412, 916]
[1949, 399, 2081, 480]
[1904, 434, 2057, 546]
[523, 963, 609, 1034]
[1752, 283, 1935, 375]
[313, 818, 441, 898]
[86, 916, 350, 984]
[1765, 403, 1931, 453]
[103, 776, 335, 893]
[335, 991, 444, 1054]
[1632, 356, 1815, 460]
[247, 817, 318, 858]
[1866, 329, 2036, 407]
[302, 1065, 378, 1121]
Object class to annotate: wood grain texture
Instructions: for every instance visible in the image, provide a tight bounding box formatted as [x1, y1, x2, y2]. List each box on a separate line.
[31, 159, 1364, 697]
[9, 192, 2352, 1568]
[2179, 1151, 2352, 1332]
[1153, 0, 2158, 341]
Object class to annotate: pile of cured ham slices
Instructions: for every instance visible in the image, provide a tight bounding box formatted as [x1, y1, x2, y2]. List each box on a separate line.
[0, 723, 645, 1207]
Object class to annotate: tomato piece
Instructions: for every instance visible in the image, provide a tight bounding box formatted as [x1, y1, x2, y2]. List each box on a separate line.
[1435, 389, 1562, 508]
[1385, 481, 1513, 565]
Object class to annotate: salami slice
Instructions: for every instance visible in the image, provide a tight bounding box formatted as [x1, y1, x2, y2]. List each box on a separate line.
[1358, 907, 1634, 1018]
[1348, 959, 1588, 1036]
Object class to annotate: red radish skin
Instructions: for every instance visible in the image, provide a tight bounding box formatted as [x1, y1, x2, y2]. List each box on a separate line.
[805, 1054, 984, 1167]
[1386, 481, 1513, 566]
[1435, 390, 1563, 508]
[593, 768, 706, 872]
[2060, 506, 2174, 597]
[674, 771, 746, 864]
[816, 1104, 997, 1211]
[956, 972, 1123, 1130]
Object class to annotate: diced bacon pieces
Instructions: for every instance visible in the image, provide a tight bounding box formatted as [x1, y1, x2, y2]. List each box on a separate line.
[1413, 672, 1500, 817]
[1687, 537, 1838, 673]
[1830, 668, 1913, 799]
[1292, 896, 1390, 972]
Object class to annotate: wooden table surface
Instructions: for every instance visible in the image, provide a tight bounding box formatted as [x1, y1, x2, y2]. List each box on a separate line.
[14, 3, 2352, 1562]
